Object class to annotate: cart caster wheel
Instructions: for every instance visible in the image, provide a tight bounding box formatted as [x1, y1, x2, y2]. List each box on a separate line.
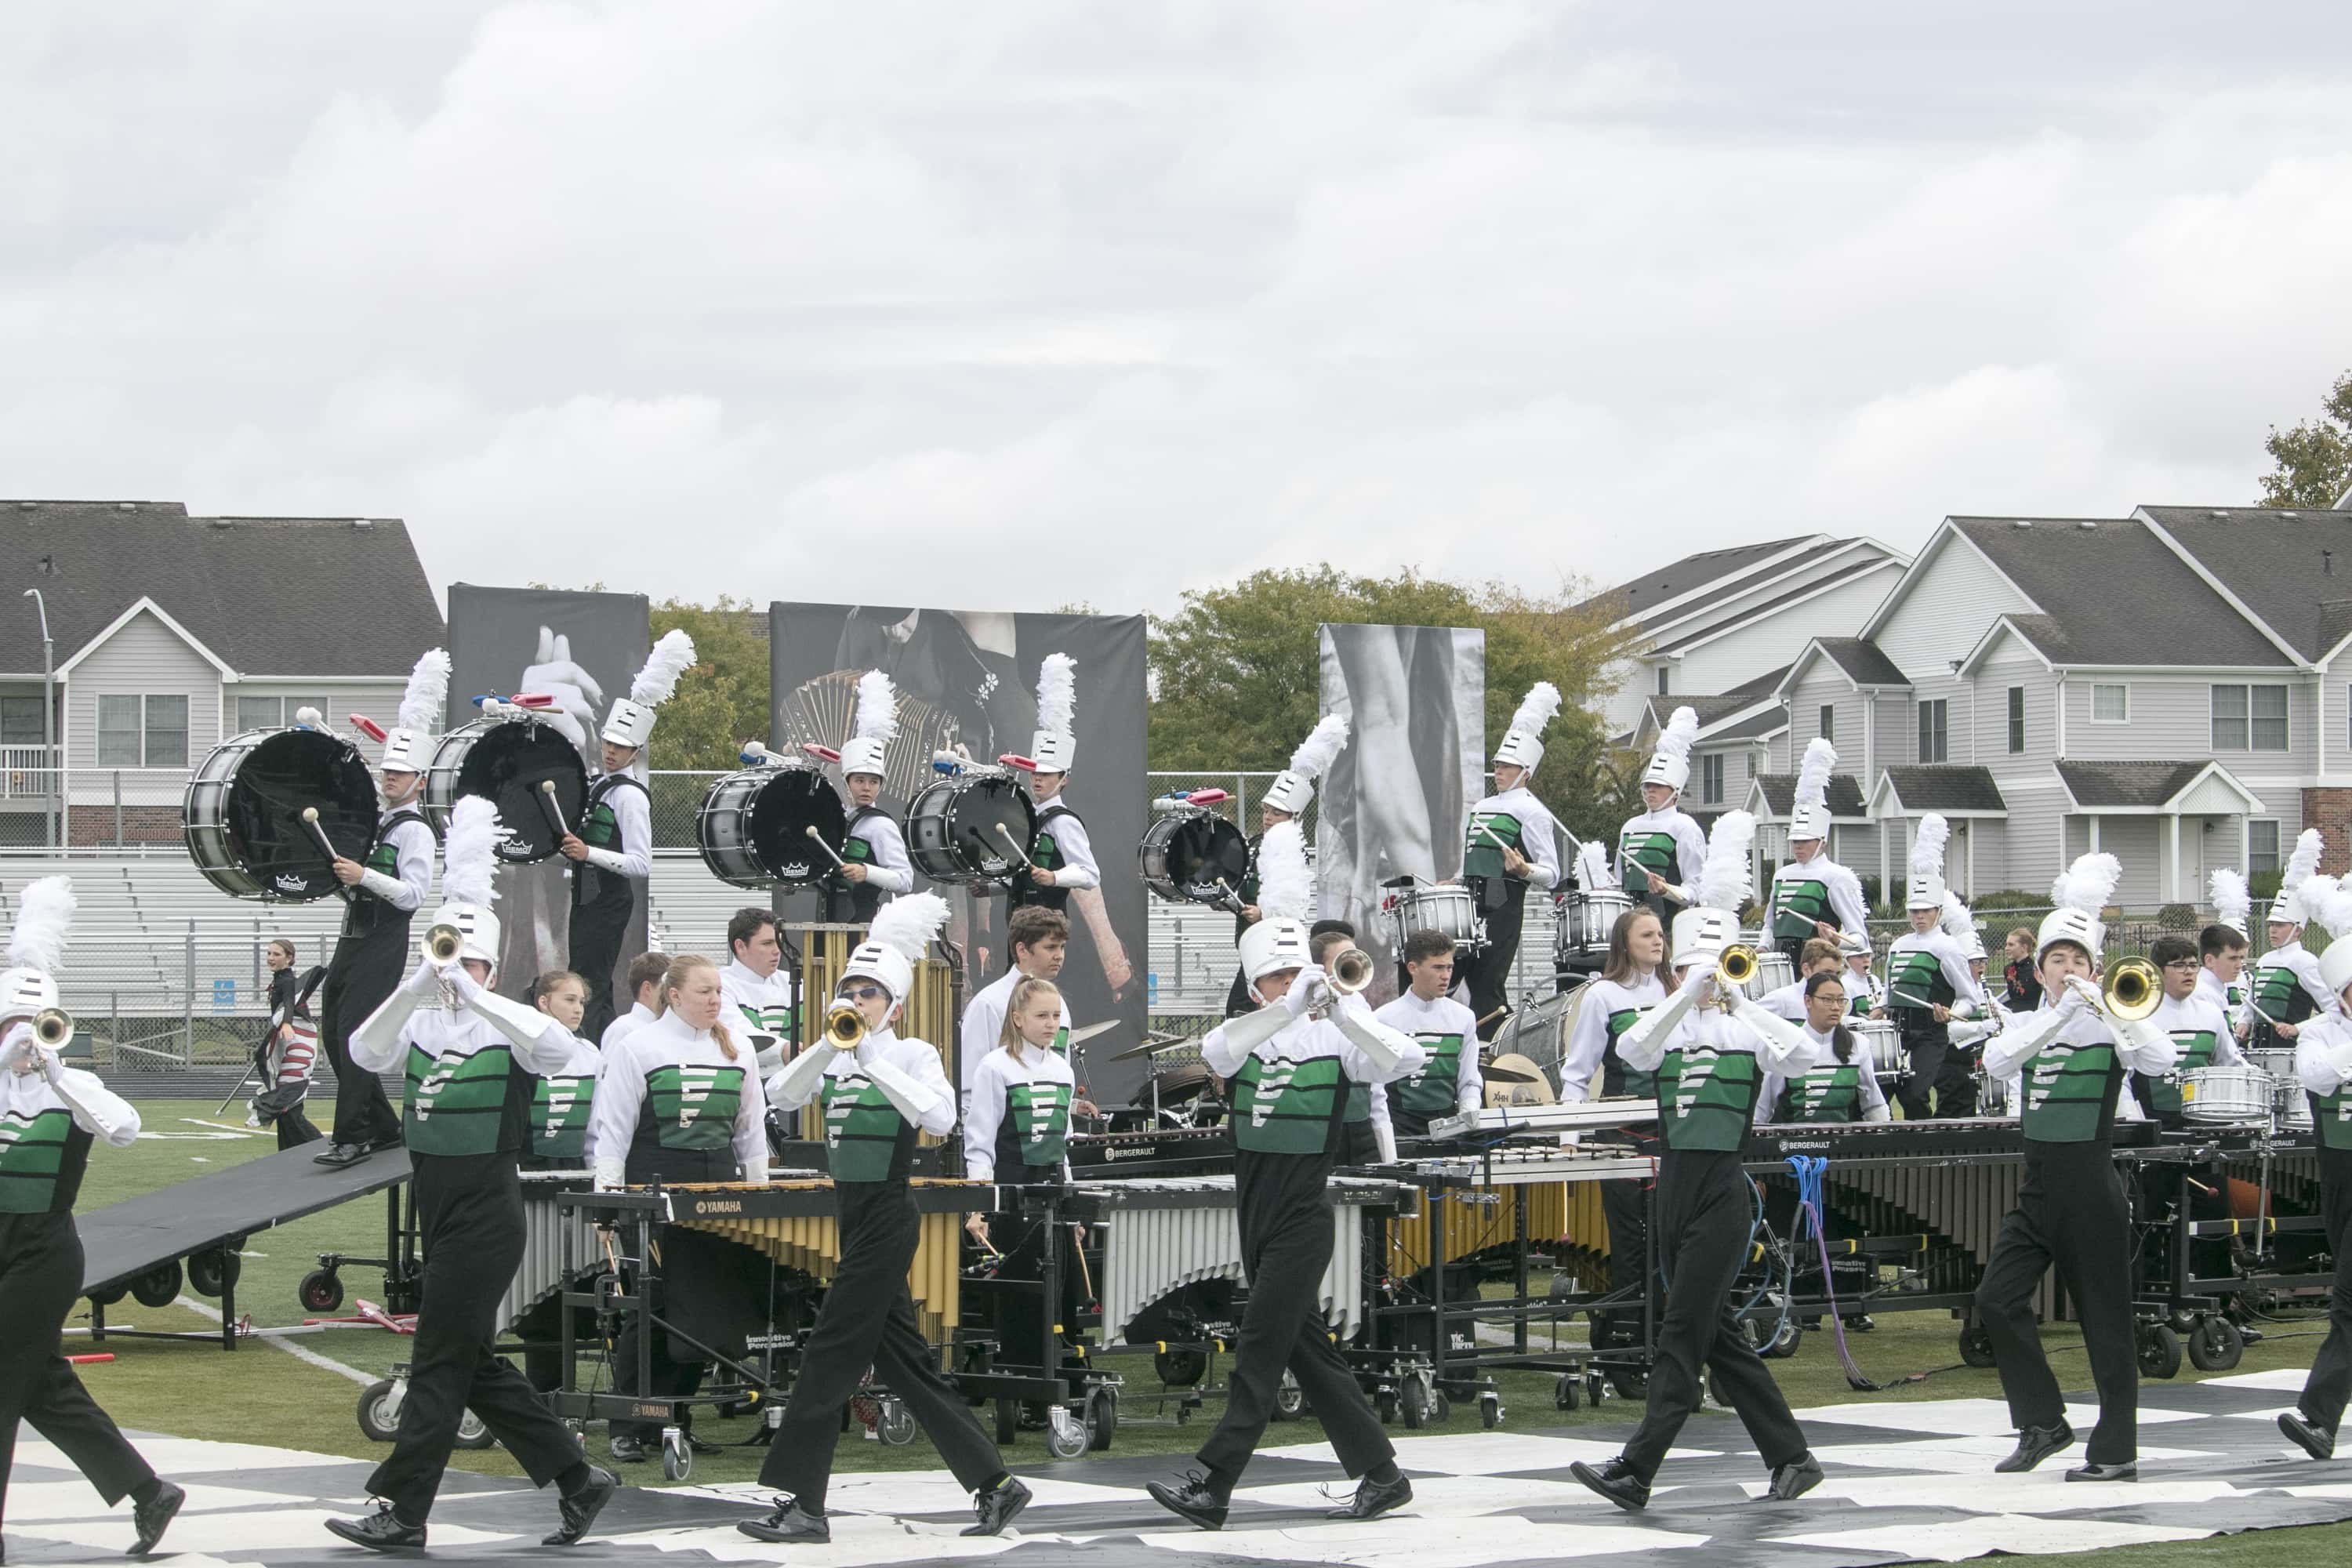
[1376, 1390, 1397, 1425]
[1401, 1377, 1429, 1430]
[357, 1379, 402, 1443]
[299, 1268, 345, 1313]
[1046, 1406, 1089, 1460]
[879, 1399, 917, 1446]
[1153, 1348, 1207, 1388]
[1753, 1317, 1800, 1359]
[1607, 1367, 1647, 1400]
[131, 1261, 183, 1310]
[1555, 1374, 1581, 1411]
[1087, 1386, 1118, 1451]
[994, 1399, 1019, 1445]
[1175, 1399, 1194, 1425]
[662, 1427, 691, 1481]
[88, 1282, 127, 1308]
[1432, 1389, 1451, 1423]
[454, 1408, 495, 1450]
[187, 1243, 241, 1298]
[1274, 1370, 1304, 1421]
[1587, 1370, 1609, 1406]
[1479, 1391, 1501, 1430]
[1958, 1320, 1997, 1369]
[2187, 1315, 2244, 1373]
[2137, 1323, 2184, 1381]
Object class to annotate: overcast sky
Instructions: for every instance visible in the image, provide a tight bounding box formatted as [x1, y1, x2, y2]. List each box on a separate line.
[8, 4, 2352, 616]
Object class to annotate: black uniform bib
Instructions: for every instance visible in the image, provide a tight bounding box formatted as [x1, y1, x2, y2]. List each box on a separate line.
[1011, 803, 1080, 915]
[343, 808, 427, 943]
[572, 774, 645, 920]
[823, 805, 894, 924]
[0, 1105, 93, 1214]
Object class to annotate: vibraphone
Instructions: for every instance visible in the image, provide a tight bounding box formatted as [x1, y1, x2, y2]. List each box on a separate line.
[499, 1171, 601, 1336]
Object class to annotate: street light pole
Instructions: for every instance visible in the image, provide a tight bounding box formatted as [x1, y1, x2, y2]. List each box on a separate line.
[23, 590, 53, 848]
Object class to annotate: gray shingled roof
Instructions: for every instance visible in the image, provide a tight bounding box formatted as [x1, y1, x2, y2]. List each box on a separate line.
[1754, 772, 1868, 818]
[2, 501, 443, 676]
[2056, 759, 2210, 809]
[1878, 765, 2007, 813]
[1644, 692, 1775, 732]
[1708, 706, 1787, 742]
[1954, 516, 2287, 668]
[1814, 637, 1910, 687]
[1650, 560, 1886, 654]
[1726, 662, 1791, 698]
[2139, 505, 2352, 660]
[1578, 536, 1818, 622]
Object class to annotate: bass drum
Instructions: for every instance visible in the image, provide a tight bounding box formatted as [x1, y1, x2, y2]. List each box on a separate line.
[1137, 808, 1248, 906]
[183, 729, 379, 902]
[423, 717, 589, 865]
[695, 764, 846, 890]
[907, 769, 1036, 885]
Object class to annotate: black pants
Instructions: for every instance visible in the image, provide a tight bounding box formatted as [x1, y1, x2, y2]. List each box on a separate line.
[272, 1105, 322, 1149]
[757, 1183, 1004, 1513]
[321, 931, 405, 1149]
[1461, 887, 1525, 1042]
[1974, 1142, 2137, 1465]
[0, 1213, 155, 1532]
[570, 877, 636, 1045]
[1595, 1171, 1653, 1345]
[1621, 1149, 1808, 1481]
[367, 1152, 586, 1523]
[2297, 1146, 2352, 1432]
[985, 1184, 1083, 1375]
[1196, 1147, 1393, 1488]
[1896, 1028, 1977, 1120]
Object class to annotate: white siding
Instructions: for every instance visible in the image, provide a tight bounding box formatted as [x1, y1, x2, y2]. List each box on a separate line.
[1870, 531, 2036, 679]
[1973, 652, 2055, 770]
[1670, 564, 1907, 700]
[232, 681, 408, 766]
[1969, 818, 2009, 897]
[1788, 670, 1860, 775]
[1872, 694, 1911, 774]
[1997, 773, 2067, 894]
[64, 611, 220, 773]
[1905, 672, 1965, 768]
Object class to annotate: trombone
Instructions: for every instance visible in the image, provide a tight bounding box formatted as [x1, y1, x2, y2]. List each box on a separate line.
[1714, 944, 1759, 993]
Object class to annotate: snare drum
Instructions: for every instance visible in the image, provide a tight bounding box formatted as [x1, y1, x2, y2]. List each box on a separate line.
[1555, 889, 1633, 961]
[1976, 1069, 2014, 1117]
[1389, 884, 1486, 956]
[2180, 1065, 2274, 1124]
[1137, 808, 1250, 906]
[695, 761, 846, 889]
[183, 728, 380, 902]
[2280, 1083, 2315, 1133]
[1851, 1018, 1903, 1079]
[906, 768, 1036, 885]
[1747, 949, 1795, 1001]
[423, 716, 589, 864]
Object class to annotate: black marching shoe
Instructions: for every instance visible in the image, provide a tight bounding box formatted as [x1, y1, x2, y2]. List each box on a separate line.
[130, 1480, 185, 1557]
[1326, 1472, 1413, 1521]
[737, 1499, 829, 1544]
[1993, 1421, 2075, 1473]
[1568, 1458, 1650, 1513]
[1145, 1472, 1229, 1531]
[608, 1433, 646, 1464]
[963, 1477, 1033, 1537]
[312, 1142, 371, 1169]
[2280, 1412, 2337, 1461]
[544, 1468, 618, 1547]
[2066, 1461, 2137, 1483]
[1766, 1454, 1824, 1501]
[325, 1504, 427, 1553]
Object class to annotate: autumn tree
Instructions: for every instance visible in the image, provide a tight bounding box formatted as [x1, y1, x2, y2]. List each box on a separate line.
[2260, 371, 2352, 508]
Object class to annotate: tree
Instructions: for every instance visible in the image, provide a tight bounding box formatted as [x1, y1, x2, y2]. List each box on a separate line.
[1149, 566, 1635, 842]
[645, 595, 771, 772]
[2259, 371, 2352, 508]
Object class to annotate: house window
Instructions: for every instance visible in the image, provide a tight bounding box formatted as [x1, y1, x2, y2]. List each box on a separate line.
[1744, 751, 1757, 782]
[97, 694, 187, 767]
[143, 695, 189, 768]
[1819, 704, 1835, 742]
[96, 695, 142, 766]
[2212, 684, 2290, 752]
[2249, 820, 2281, 879]
[2091, 683, 2129, 724]
[1918, 699, 1948, 764]
[0, 696, 42, 748]
[1700, 753, 1724, 805]
[2007, 686, 2025, 753]
[1656, 666, 1670, 695]
[236, 695, 283, 733]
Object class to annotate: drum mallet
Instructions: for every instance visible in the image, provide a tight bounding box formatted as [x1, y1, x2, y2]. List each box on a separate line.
[802, 825, 851, 872]
[994, 822, 1035, 873]
[299, 806, 342, 869]
[536, 779, 570, 843]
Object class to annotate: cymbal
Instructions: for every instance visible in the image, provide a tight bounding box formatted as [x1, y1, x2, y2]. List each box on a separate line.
[1066, 1020, 1120, 1047]
[1105, 1030, 1192, 1062]
[1482, 1062, 1541, 1084]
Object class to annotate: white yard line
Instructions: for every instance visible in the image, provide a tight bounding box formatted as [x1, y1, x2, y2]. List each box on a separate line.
[172, 1296, 378, 1387]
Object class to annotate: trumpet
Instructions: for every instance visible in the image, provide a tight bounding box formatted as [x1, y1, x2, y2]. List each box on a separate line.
[424, 923, 465, 964]
[32, 1007, 72, 1047]
[2101, 955, 2161, 1023]
[1715, 944, 1759, 990]
[1327, 946, 1374, 996]
[822, 999, 869, 1050]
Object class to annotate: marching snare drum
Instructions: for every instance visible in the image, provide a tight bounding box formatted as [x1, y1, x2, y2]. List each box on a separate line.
[1747, 949, 1795, 1002]
[1388, 884, 1486, 956]
[1555, 889, 1634, 962]
[183, 728, 380, 902]
[695, 760, 845, 889]
[1851, 1018, 1903, 1079]
[906, 767, 1036, 885]
[1137, 808, 1249, 906]
[1976, 1069, 2013, 1117]
[2280, 1083, 2316, 1132]
[2180, 1065, 2274, 1124]
[423, 716, 589, 864]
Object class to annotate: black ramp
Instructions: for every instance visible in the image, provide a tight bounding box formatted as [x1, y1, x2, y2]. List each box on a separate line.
[78, 1142, 412, 1293]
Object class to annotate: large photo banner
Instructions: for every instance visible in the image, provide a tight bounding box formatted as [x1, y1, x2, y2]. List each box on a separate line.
[1317, 623, 1486, 1002]
[448, 585, 652, 1002]
[770, 605, 1149, 1100]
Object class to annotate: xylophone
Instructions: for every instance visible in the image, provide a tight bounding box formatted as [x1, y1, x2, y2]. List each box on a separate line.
[1068, 1126, 1232, 1179]
[499, 1171, 602, 1334]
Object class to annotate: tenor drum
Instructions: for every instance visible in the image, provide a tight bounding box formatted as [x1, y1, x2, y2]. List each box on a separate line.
[1389, 884, 1486, 956]
[183, 728, 380, 902]
[423, 717, 589, 864]
[695, 763, 846, 889]
[906, 768, 1036, 885]
[1852, 1018, 1903, 1079]
[1137, 808, 1249, 906]
[2180, 1065, 2273, 1124]
[1555, 889, 1634, 960]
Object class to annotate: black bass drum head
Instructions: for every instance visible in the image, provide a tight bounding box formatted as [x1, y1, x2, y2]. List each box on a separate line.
[749, 768, 847, 885]
[453, 719, 590, 864]
[223, 730, 379, 901]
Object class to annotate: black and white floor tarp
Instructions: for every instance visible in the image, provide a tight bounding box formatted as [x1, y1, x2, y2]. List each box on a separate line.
[12, 1370, 2352, 1566]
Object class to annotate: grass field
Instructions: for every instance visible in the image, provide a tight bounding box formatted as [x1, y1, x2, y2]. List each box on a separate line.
[56, 1102, 2352, 1564]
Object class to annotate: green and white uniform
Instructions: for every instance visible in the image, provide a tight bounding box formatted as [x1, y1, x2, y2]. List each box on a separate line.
[524, 1026, 601, 1164]
[588, 1011, 769, 1190]
[721, 957, 797, 1074]
[2289, 1013, 2352, 1433]
[1614, 806, 1706, 906]
[1373, 989, 1484, 1134]
[2249, 938, 2338, 1054]
[963, 1041, 1077, 1183]
[1558, 973, 1667, 1102]
[1762, 853, 1870, 950]
[2139, 991, 2242, 1127]
[957, 966, 1073, 1118]
[1761, 1021, 1889, 1123]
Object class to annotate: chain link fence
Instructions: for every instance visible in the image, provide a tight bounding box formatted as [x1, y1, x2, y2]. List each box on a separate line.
[44, 931, 306, 1080]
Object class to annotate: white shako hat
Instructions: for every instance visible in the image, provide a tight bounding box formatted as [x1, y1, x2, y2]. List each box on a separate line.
[1669, 808, 1755, 972]
[1492, 681, 1562, 775]
[1905, 814, 1950, 911]
[1642, 705, 1699, 793]
[840, 670, 897, 780]
[601, 629, 696, 751]
[426, 797, 504, 969]
[1025, 652, 1077, 774]
[1237, 818, 1316, 982]
[0, 875, 74, 1025]
[374, 648, 451, 775]
[842, 891, 950, 1005]
[2036, 851, 2122, 963]
[2312, 879, 2352, 997]
[1263, 713, 1348, 817]
[2271, 829, 2328, 927]
[2209, 867, 2252, 939]
[1789, 737, 1837, 844]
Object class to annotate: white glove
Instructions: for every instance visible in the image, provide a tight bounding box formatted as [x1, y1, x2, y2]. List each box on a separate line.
[1678, 966, 1715, 1002]
[437, 962, 482, 1005]
[1283, 967, 1332, 1018]
[518, 626, 603, 751]
[2063, 975, 2103, 1013]
[401, 959, 444, 998]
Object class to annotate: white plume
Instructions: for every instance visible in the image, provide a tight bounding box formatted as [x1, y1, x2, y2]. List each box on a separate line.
[2049, 851, 2122, 916]
[1910, 814, 1950, 878]
[1655, 705, 1699, 765]
[1940, 891, 1973, 940]
[2285, 828, 2325, 893]
[853, 670, 898, 744]
[1697, 809, 1755, 913]
[1287, 713, 1350, 779]
[1257, 818, 1312, 922]
[1509, 681, 1562, 739]
[1574, 839, 1616, 891]
[2311, 876, 2352, 942]
[397, 648, 451, 733]
[441, 797, 502, 909]
[629, 629, 697, 706]
[868, 891, 950, 960]
[7, 876, 75, 975]
[2209, 867, 2251, 930]
[1036, 652, 1077, 737]
[1795, 736, 1837, 809]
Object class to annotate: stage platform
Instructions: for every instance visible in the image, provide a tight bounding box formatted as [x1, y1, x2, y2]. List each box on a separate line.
[9, 1370, 2352, 1566]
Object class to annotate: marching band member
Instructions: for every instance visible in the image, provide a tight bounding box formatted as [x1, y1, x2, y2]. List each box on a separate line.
[1146, 822, 1424, 1530]
[1009, 653, 1100, 929]
[601, 951, 671, 1052]
[1882, 818, 1987, 1120]
[1310, 924, 1394, 1163]
[2281, 877, 2352, 1461]
[1762, 739, 1868, 967]
[2251, 830, 2338, 1052]
[2199, 869, 2252, 1037]
[1570, 811, 1823, 1511]
[562, 630, 692, 1043]
[326, 800, 615, 1551]
[960, 907, 1078, 1117]
[1758, 938, 1843, 1022]
[964, 976, 1080, 1381]
[1617, 705, 1706, 920]
[317, 649, 448, 1171]
[1973, 853, 2178, 1483]
[750, 895, 1029, 1543]
[822, 670, 914, 924]
[521, 971, 599, 1169]
[1559, 906, 1670, 1341]
[1377, 928, 1484, 1139]
[1458, 683, 1565, 1040]
[590, 953, 768, 1464]
[720, 908, 796, 1072]
[2139, 935, 2242, 1129]
[1229, 717, 1349, 1016]
[1762, 969, 1889, 1124]
[0, 879, 184, 1556]
[2002, 928, 2043, 1011]
[1843, 943, 1883, 1018]
[251, 941, 325, 1148]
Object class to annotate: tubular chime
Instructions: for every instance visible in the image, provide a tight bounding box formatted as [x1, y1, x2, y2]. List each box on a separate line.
[787, 921, 960, 1145]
